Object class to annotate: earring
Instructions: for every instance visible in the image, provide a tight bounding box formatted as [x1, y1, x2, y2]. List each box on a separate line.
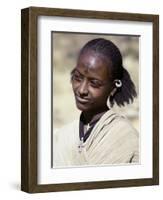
[110, 88, 117, 96]
[107, 88, 117, 109]
[107, 80, 122, 109]
[109, 80, 122, 99]
[107, 95, 112, 109]
[114, 79, 122, 88]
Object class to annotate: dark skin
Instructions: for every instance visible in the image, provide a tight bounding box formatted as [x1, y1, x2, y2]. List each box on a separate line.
[71, 50, 114, 123]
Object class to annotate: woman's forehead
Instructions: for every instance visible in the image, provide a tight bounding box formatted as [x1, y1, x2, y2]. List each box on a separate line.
[76, 51, 112, 80]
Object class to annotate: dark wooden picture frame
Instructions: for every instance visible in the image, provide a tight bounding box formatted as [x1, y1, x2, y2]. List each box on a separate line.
[21, 6, 159, 193]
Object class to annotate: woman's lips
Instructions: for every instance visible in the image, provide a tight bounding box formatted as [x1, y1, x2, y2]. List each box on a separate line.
[75, 95, 90, 104]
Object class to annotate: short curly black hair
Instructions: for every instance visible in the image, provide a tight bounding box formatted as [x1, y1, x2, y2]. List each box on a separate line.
[79, 38, 137, 107]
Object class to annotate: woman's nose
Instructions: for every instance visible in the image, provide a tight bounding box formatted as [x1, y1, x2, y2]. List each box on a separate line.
[78, 80, 89, 96]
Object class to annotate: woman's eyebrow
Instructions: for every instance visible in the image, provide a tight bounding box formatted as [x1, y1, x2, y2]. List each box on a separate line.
[72, 68, 106, 83]
[73, 69, 84, 76]
[71, 68, 80, 76]
[70, 68, 75, 74]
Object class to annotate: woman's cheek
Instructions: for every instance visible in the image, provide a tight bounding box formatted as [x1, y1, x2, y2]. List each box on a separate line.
[95, 90, 109, 102]
[72, 83, 78, 92]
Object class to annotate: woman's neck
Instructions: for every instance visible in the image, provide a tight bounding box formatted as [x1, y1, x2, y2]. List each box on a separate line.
[82, 106, 109, 124]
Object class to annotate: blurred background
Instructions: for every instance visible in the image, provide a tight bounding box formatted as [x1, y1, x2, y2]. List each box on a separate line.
[52, 32, 139, 131]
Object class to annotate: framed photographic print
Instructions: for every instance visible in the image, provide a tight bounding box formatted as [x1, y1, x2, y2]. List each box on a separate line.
[21, 7, 159, 193]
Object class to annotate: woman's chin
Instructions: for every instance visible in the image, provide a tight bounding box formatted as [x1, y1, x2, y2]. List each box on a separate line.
[75, 102, 91, 112]
[76, 101, 109, 114]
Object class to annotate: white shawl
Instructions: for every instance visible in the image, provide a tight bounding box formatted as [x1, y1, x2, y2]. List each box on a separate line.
[53, 109, 139, 168]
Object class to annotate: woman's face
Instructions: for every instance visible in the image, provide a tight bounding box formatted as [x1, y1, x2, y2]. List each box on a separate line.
[71, 50, 113, 113]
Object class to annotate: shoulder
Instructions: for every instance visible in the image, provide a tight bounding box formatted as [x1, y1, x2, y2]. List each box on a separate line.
[104, 112, 139, 157]
[104, 111, 139, 140]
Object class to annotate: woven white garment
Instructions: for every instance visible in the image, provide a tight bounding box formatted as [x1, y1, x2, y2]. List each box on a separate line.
[53, 109, 139, 168]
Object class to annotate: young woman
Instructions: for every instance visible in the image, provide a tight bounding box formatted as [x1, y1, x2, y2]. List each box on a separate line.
[53, 38, 139, 167]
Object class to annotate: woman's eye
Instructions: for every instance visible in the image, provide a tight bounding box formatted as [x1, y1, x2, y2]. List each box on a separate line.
[73, 74, 83, 82]
[90, 81, 102, 88]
